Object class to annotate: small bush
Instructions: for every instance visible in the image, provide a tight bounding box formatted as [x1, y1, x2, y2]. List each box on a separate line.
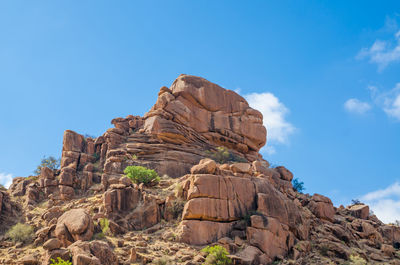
[124, 165, 160, 185]
[152, 256, 173, 265]
[205, 147, 247, 164]
[92, 232, 106, 240]
[34, 156, 60, 175]
[202, 245, 232, 265]
[351, 199, 362, 205]
[292, 178, 305, 193]
[92, 153, 100, 162]
[50, 257, 72, 265]
[7, 223, 34, 243]
[99, 218, 110, 235]
[348, 254, 367, 265]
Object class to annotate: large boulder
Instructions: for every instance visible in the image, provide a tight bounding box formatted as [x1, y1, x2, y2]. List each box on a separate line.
[308, 194, 335, 222]
[182, 174, 256, 221]
[348, 204, 369, 220]
[178, 220, 234, 245]
[144, 75, 266, 154]
[55, 209, 94, 247]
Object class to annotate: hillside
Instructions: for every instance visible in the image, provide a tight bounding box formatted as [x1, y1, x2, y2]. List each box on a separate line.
[0, 75, 399, 265]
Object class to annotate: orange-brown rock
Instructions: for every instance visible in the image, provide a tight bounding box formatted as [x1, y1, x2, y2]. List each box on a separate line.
[308, 193, 335, 222]
[348, 204, 369, 220]
[182, 174, 256, 221]
[178, 220, 233, 245]
[55, 209, 94, 247]
[247, 215, 294, 262]
[144, 74, 266, 154]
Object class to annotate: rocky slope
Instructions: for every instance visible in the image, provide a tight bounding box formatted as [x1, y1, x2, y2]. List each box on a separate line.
[1, 74, 400, 265]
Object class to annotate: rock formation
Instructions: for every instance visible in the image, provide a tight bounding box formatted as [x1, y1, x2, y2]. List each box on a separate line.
[0, 74, 400, 265]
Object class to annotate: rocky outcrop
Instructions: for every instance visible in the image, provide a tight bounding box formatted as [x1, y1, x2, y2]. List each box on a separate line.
[144, 75, 266, 156]
[3, 74, 400, 265]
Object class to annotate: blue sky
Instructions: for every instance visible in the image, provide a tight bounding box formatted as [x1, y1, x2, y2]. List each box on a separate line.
[1, 1, 400, 222]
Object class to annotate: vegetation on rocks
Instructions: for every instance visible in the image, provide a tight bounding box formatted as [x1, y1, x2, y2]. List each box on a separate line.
[202, 245, 232, 265]
[6, 223, 34, 243]
[205, 147, 247, 164]
[34, 155, 60, 175]
[50, 257, 72, 265]
[292, 178, 305, 193]
[124, 165, 160, 185]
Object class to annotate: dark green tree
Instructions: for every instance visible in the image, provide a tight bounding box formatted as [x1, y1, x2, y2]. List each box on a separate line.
[292, 178, 305, 193]
[34, 156, 60, 175]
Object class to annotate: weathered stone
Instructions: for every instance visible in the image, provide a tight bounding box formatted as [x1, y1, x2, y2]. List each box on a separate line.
[144, 75, 266, 154]
[348, 204, 369, 220]
[308, 194, 335, 222]
[190, 159, 217, 175]
[55, 209, 94, 247]
[178, 220, 233, 245]
[43, 238, 61, 251]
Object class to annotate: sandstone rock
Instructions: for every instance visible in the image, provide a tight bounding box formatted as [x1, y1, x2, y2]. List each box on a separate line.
[44, 249, 71, 265]
[190, 159, 217, 175]
[348, 204, 369, 220]
[275, 166, 293, 181]
[230, 163, 252, 174]
[62, 130, 84, 152]
[43, 238, 61, 251]
[144, 75, 266, 154]
[104, 186, 140, 213]
[67, 240, 101, 265]
[247, 215, 294, 262]
[89, 240, 118, 265]
[55, 209, 94, 247]
[40, 167, 54, 180]
[59, 185, 74, 200]
[178, 220, 233, 245]
[20, 254, 39, 265]
[308, 193, 335, 222]
[182, 174, 256, 221]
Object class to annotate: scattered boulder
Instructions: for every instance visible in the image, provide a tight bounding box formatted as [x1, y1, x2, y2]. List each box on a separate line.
[348, 204, 370, 220]
[55, 209, 94, 247]
[308, 194, 335, 222]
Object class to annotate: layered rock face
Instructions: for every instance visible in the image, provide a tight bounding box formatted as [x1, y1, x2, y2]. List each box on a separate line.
[2, 75, 400, 265]
[144, 75, 266, 156]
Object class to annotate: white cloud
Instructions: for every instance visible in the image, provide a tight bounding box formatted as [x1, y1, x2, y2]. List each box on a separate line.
[0, 173, 13, 188]
[357, 30, 400, 71]
[244, 92, 295, 154]
[344, 98, 371, 114]
[371, 83, 400, 121]
[361, 182, 400, 223]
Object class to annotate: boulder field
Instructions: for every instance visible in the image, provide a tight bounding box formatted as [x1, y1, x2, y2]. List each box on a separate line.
[1, 75, 400, 265]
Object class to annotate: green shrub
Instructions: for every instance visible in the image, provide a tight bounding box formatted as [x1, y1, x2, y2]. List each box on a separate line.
[6, 223, 34, 243]
[205, 147, 247, 164]
[99, 218, 110, 235]
[202, 245, 232, 265]
[124, 165, 160, 185]
[292, 178, 305, 193]
[50, 257, 72, 265]
[34, 155, 60, 175]
[347, 254, 367, 265]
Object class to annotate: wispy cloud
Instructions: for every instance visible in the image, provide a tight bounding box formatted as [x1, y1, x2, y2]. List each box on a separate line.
[344, 98, 371, 114]
[361, 182, 400, 223]
[244, 92, 295, 155]
[0, 173, 13, 188]
[345, 83, 400, 121]
[357, 29, 400, 72]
